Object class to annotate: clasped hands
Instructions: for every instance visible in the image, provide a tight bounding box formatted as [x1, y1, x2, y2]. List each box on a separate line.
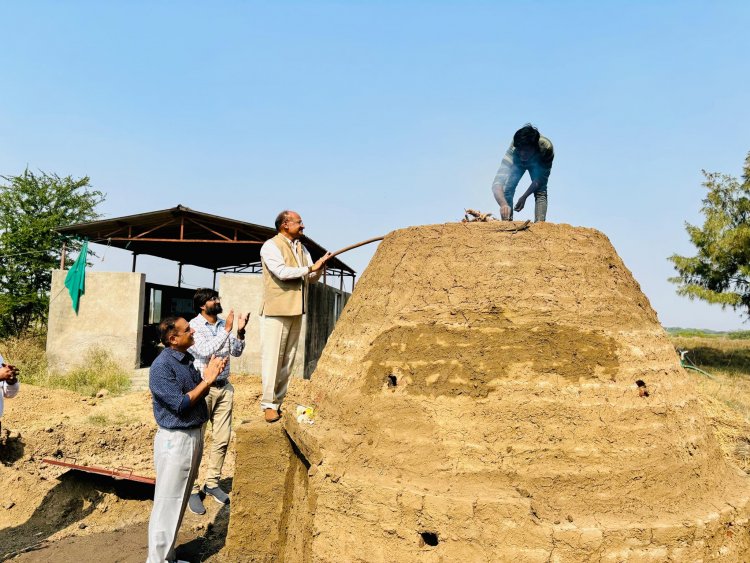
[202, 356, 228, 386]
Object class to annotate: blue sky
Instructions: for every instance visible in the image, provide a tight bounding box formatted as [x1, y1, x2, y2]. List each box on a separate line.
[1, 1, 748, 329]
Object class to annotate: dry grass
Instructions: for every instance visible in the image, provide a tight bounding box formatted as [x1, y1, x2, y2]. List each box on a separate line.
[0, 335, 131, 397]
[671, 335, 750, 472]
[86, 412, 137, 426]
[0, 335, 48, 382]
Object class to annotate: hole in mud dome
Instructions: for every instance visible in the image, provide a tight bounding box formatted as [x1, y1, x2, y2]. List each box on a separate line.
[635, 380, 646, 387]
[635, 379, 649, 397]
[386, 374, 398, 388]
[420, 531, 439, 546]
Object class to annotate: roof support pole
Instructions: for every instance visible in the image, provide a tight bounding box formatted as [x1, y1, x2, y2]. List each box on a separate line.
[131, 253, 138, 272]
[213, 269, 217, 290]
[60, 241, 67, 270]
[178, 263, 183, 287]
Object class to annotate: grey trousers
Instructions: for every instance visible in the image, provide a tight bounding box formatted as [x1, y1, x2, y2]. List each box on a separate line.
[534, 191, 548, 222]
[147, 426, 203, 563]
[497, 190, 548, 222]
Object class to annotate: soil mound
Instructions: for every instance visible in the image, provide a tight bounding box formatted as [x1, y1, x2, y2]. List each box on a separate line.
[231, 222, 750, 561]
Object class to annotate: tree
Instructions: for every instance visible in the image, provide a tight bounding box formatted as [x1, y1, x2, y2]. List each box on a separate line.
[0, 169, 104, 336]
[669, 152, 750, 319]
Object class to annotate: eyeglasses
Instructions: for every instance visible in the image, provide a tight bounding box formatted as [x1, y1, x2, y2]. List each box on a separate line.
[209, 297, 221, 302]
[166, 323, 192, 336]
[285, 220, 303, 225]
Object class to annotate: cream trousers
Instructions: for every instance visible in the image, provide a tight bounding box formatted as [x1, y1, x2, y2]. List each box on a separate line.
[260, 314, 302, 411]
[192, 383, 234, 493]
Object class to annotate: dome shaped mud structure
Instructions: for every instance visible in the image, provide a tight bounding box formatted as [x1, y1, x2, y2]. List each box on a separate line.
[224, 222, 750, 562]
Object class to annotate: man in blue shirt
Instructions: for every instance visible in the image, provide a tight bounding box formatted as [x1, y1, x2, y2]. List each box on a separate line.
[147, 316, 226, 563]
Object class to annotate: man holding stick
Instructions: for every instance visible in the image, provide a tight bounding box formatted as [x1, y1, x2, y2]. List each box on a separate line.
[258, 210, 331, 423]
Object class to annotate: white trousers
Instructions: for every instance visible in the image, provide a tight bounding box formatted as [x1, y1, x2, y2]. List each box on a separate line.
[147, 426, 203, 563]
[260, 314, 302, 410]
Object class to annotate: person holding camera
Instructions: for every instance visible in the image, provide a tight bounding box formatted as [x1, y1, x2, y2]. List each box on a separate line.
[0, 354, 20, 435]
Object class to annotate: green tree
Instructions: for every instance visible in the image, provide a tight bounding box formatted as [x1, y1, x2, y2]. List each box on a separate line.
[0, 169, 104, 336]
[669, 152, 750, 318]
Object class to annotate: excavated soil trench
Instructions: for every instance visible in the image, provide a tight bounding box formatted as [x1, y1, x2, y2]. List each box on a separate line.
[225, 222, 750, 562]
[0, 382, 263, 561]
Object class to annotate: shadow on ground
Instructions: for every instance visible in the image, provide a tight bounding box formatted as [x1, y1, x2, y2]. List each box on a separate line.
[0, 470, 153, 561]
[175, 476, 233, 561]
[4, 475, 234, 562]
[684, 346, 750, 376]
[0, 435, 25, 465]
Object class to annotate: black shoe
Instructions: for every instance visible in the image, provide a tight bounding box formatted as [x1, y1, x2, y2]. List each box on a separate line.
[204, 485, 230, 505]
[188, 492, 206, 515]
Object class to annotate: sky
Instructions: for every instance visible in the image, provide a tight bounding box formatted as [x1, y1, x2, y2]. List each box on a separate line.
[1, 1, 748, 330]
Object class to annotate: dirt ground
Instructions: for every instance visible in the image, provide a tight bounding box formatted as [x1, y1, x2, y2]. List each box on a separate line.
[0, 375, 268, 562]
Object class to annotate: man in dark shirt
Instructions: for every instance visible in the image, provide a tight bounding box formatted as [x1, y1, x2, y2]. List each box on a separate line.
[491, 124, 555, 222]
[147, 316, 226, 563]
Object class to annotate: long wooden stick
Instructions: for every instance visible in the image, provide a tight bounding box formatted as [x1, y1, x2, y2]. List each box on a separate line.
[329, 235, 385, 258]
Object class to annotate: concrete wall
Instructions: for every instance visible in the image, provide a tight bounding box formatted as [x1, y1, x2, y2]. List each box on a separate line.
[304, 283, 350, 378]
[219, 274, 349, 379]
[45, 270, 346, 382]
[47, 270, 145, 373]
[217, 274, 268, 377]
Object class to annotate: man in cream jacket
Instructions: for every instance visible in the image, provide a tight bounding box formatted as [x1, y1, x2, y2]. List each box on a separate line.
[259, 210, 331, 423]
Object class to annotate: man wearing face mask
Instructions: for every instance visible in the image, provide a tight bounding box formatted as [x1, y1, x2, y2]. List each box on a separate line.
[186, 288, 249, 515]
[491, 124, 554, 222]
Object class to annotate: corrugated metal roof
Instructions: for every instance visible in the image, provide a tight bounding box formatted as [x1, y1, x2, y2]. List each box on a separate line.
[56, 205, 355, 273]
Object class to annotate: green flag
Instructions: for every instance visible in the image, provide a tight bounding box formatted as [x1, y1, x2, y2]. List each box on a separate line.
[64, 241, 88, 314]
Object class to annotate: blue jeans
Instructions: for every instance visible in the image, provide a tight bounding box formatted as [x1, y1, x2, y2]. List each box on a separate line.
[494, 162, 549, 222]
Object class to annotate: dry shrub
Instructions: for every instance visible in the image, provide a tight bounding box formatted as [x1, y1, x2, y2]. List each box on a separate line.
[0, 336, 130, 396]
[51, 347, 132, 396]
[0, 334, 48, 383]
